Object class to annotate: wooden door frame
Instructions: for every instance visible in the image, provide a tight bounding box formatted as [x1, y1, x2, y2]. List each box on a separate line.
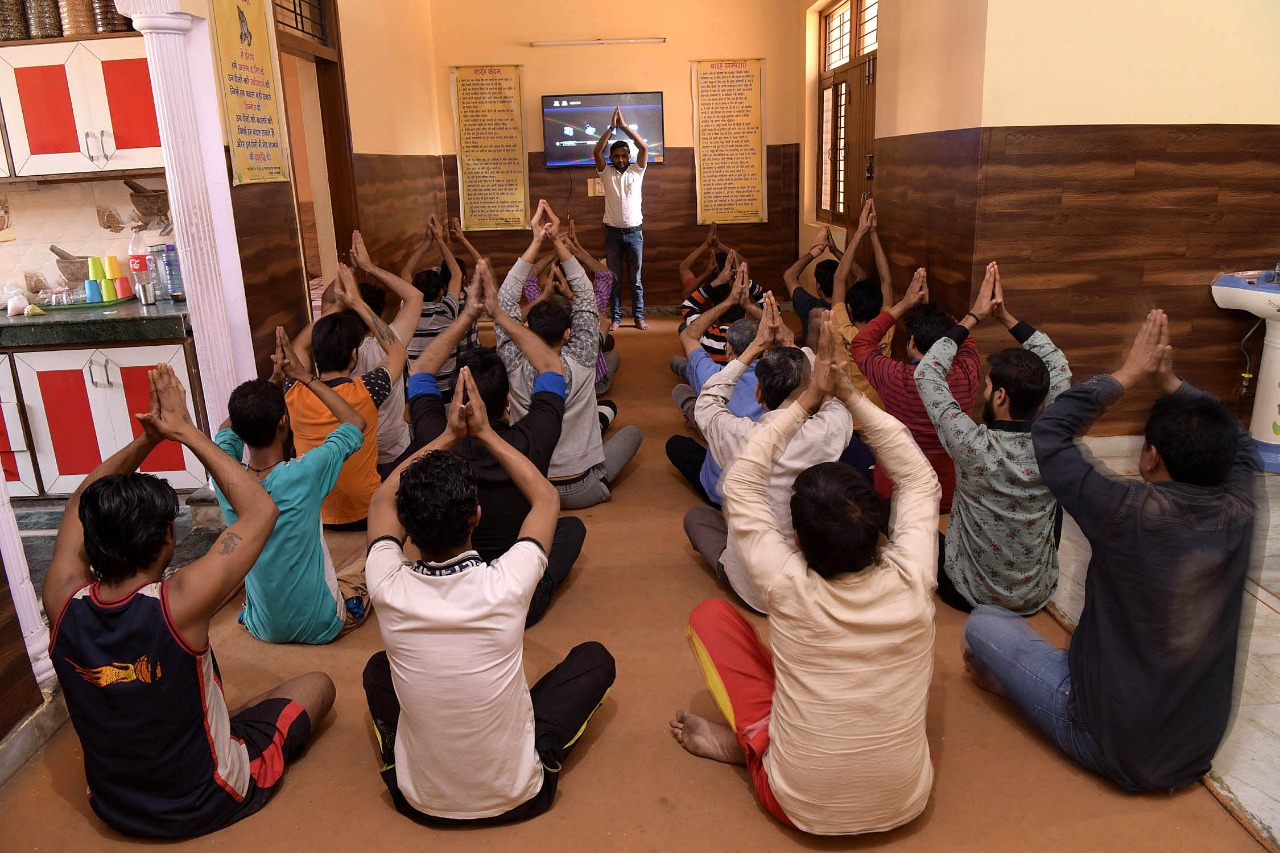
[275, 0, 359, 249]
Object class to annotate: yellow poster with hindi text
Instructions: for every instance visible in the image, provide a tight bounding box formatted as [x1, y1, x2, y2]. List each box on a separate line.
[212, 0, 290, 185]
[693, 59, 767, 224]
[452, 65, 529, 231]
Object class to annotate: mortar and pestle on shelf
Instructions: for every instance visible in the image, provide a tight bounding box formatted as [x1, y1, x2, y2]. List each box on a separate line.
[125, 179, 169, 227]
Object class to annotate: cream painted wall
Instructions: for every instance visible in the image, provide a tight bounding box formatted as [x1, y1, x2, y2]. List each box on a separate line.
[981, 0, 1280, 127]
[419, 0, 799, 154]
[337, 0, 442, 155]
[874, 0, 988, 138]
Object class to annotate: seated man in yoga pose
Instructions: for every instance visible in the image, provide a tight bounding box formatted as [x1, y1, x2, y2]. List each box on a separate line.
[405, 261, 584, 627]
[213, 327, 371, 644]
[677, 240, 765, 369]
[915, 262, 1071, 613]
[46, 364, 333, 839]
[362, 366, 615, 825]
[671, 313, 940, 835]
[685, 289, 853, 613]
[851, 268, 979, 513]
[965, 310, 1259, 793]
[498, 200, 642, 509]
[666, 269, 763, 504]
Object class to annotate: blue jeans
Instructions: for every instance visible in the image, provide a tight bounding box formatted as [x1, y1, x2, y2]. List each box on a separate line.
[964, 605, 1133, 787]
[604, 226, 644, 324]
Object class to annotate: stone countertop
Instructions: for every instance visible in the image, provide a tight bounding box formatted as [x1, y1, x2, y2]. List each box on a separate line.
[0, 299, 191, 348]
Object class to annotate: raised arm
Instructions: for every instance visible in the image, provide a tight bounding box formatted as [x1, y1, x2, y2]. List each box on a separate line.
[148, 367, 279, 649]
[592, 113, 613, 171]
[783, 230, 829, 297]
[989, 265, 1072, 409]
[352, 229, 423, 345]
[565, 218, 607, 277]
[399, 223, 436, 282]
[679, 229, 716, 287]
[679, 276, 740, 357]
[449, 217, 484, 271]
[865, 199, 892, 304]
[429, 216, 463, 299]
[409, 268, 486, 377]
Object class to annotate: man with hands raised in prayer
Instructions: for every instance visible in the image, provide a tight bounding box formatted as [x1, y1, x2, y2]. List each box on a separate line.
[593, 105, 650, 330]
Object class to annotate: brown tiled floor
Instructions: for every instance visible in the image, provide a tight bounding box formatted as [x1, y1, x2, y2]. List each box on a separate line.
[0, 319, 1262, 851]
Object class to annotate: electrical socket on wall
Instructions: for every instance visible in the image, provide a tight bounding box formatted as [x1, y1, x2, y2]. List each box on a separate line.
[588, 178, 604, 197]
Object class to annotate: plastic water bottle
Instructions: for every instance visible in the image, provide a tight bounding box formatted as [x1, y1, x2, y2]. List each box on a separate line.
[128, 225, 151, 294]
[160, 244, 184, 302]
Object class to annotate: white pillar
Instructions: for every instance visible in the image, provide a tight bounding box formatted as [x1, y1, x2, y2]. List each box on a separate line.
[0, 477, 50, 686]
[115, 0, 258, 428]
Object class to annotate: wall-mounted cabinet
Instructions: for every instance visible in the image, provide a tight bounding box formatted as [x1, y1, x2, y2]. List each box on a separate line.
[0, 36, 163, 178]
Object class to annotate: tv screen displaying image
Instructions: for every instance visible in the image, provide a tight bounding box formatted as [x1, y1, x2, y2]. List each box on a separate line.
[542, 91, 664, 168]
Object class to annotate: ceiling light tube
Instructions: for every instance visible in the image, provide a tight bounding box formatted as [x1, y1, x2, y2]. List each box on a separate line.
[529, 37, 667, 47]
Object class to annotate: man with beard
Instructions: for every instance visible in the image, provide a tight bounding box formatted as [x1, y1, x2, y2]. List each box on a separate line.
[914, 262, 1071, 613]
[593, 105, 650, 330]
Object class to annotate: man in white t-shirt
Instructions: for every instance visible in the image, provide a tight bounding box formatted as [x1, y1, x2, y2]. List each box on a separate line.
[593, 105, 649, 331]
[361, 361, 616, 826]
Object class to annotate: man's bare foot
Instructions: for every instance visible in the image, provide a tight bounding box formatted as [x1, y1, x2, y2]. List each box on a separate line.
[669, 710, 746, 765]
[609, 320, 621, 332]
[635, 320, 651, 330]
[962, 638, 1008, 698]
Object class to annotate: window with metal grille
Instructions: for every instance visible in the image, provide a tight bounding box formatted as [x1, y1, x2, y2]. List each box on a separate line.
[824, 0, 851, 71]
[274, 0, 328, 43]
[858, 0, 878, 55]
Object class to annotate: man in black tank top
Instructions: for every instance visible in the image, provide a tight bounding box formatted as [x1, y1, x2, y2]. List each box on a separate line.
[44, 364, 336, 839]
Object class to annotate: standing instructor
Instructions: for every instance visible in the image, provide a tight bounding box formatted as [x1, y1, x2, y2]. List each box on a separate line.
[594, 106, 650, 331]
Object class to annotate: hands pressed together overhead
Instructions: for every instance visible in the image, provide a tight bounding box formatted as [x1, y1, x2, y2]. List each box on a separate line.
[1114, 309, 1179, 396]
[136, 363, 195, 444]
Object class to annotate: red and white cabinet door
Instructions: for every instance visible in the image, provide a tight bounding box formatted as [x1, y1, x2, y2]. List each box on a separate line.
[14, 345, 204, 495]
[0, 38, 162, 177]
[0, 356, 38, 497]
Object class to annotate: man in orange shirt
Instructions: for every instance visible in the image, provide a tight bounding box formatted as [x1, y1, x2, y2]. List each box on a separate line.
[289, 264, 408, 529]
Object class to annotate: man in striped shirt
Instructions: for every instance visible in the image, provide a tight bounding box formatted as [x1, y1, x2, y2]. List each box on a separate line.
[850, 268, 979, 513]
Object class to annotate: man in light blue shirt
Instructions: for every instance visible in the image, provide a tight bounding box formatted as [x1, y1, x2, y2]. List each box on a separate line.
[667, 274, 765, 506]
[213, 328, 369, 644]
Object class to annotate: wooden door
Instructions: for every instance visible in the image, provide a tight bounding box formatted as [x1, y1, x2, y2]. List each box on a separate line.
[78, 38, 164, 172]
[844, 50, 876, 271]
[0, 43, 99, 176]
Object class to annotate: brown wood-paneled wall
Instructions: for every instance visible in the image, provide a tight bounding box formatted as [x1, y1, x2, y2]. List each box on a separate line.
[353, 146, 801, 309]
[874, 125, 1280, 435]
[0, 564, 42, 739]
[227, 155, 312, 379]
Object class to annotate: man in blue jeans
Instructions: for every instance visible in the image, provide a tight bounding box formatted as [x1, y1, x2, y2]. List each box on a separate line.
[593, 105, 649, 330]
[963, 310, 1259, 792]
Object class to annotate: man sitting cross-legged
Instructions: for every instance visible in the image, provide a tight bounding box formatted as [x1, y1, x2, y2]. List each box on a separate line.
[685, 290, 853, 613]
[667, 265, 764, 505]
[45, 364, 333, 839]
[851, 267, 979, 513]
[213, 327, 371, 644]
[288, 264, 409, 527]
[498, 200, 642, 509]
[404, 260, 584, 627]
[362, 366, 616, 825]
[671, 313, 940, 835]
[965, 310, 1259, 792]
[915, 262, 1071, 614]
[676, 241, 765, 371]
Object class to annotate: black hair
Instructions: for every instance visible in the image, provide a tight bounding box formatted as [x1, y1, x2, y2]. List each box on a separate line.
[311, 311, 366, 374]
[358, 282, 387, 318]
[790, 462, 888, 578]
[228, 379, 287, 449]
[527, 295, 573, 345]
[903, 304, 954, 356]
[413, 268, 445, 302]
[986, 349, 1050, 420]
[814, 259, 838, 299]
[396, 450, 478, 557]
[724, 318, 758, 359]
[441, 257, 468, 292]
[847, 278, 884, 322]
[755, 347, 806, 410]
[457, 347, 510, 417]
[1144, 394, 1239, 487]
[79, 474, 180, 585]
[609, 141, 630, 156]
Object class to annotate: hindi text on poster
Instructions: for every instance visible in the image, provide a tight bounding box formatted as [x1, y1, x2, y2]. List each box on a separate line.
[452, 66, 529, 231]
[213, 0, 290, 185]
[692, 59, 766, 224]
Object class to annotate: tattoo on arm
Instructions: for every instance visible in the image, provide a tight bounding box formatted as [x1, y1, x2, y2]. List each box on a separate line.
[367, 312, 400, 348]
[219, 532, 243, 556]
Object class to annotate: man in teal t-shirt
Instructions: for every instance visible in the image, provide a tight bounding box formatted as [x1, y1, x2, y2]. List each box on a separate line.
[212, 330, 371, 644]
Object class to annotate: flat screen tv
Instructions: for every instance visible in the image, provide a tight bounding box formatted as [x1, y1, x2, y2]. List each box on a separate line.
[541, 91, 664, 168]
